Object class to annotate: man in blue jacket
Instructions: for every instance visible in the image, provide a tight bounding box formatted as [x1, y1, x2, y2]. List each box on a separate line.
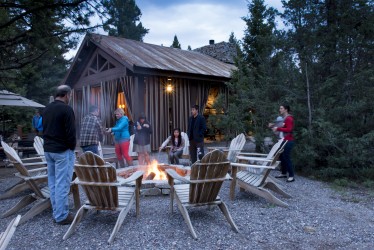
[187, 105, 206, 164]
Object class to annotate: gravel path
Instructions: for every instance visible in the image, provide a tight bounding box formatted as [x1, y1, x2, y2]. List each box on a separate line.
[1, 148, 373, 249]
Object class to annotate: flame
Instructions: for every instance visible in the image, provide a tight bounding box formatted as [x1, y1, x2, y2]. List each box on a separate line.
[145, 160, 166, 180]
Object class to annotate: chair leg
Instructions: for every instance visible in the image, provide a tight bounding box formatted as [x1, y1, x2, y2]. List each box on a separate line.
[264, 181, 292, 198]
[18, 198, 51, 225]
[0, 181, 30, 200]
[176, 201, 197, 239]
[217, 202, 239, 233]
[108, 197, 135, 244]
[63, 206, 88, 240]
[1, 195, 36, 218]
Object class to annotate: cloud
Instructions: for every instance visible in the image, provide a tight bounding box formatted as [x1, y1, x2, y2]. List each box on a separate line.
[140, 3, 247, 49]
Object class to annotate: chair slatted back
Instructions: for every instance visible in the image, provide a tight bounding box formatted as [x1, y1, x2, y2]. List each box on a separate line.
[33, 136, 44, 157]
[128, 134, 138, 158]
[227, 133, 246, 162]
[1, 141, 30, 177]
[74, 164, 119, 209]
[78, 151, 105, 166]
[75, 152, 118, 209]
[181, 132, 190, 156]
[189, 150, 229, 204]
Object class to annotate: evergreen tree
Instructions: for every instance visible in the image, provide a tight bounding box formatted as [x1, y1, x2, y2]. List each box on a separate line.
[102, 0, 148, 41]
[187, 45, 192, 51]
[171, 35, 181, 49]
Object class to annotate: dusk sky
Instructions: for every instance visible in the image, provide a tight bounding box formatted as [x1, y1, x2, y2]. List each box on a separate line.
[136, 0, 284, 49]
[67, 0, 284, 58]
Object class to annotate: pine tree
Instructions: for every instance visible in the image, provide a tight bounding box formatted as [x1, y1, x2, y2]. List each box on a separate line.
[102, 0, 148, 41]
[187, 45, 192, 51]
[171, 35, 181, 49]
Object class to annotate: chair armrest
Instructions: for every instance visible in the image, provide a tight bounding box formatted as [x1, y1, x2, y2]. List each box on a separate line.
[236, 156, 273, 162]
[239, 152, 267, 157]
[21, 156, 45, 162]
[207, 146, 229, 151]
[165, 169, 190, 184]
[18, 161, 47, 167]
[118, 171, 144, 185]
[27, 167, 47, 173]
[15, 173, 48, 181]
[231, 161, 279, 170]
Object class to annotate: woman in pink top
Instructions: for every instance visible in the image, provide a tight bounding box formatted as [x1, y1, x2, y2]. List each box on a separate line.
[272, 104, 295, 182]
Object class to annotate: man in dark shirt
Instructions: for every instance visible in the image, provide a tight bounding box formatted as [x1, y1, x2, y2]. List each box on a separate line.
[42, 85, 76, 225]
[187, 105, 206, 164]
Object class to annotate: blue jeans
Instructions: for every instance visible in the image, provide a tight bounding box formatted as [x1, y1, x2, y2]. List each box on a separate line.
[81, 144, 99, 155]
[279, 141, 295, 177]
[169, 150, 183, 164]
[45, 150, 75, 222]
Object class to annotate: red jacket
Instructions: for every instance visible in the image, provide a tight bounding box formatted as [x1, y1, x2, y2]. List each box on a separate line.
[277, 115, 294, 141]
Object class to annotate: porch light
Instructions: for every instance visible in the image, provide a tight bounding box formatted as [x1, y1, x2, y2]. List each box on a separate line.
[166, 84, 173, 93]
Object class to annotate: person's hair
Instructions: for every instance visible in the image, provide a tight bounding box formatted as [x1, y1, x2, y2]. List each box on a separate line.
[89, 105, 98, 113]
[138, 112, 146, 121]
[55, 85, 71, 98]
[281, 104, 291, 113]
[114, 108, 125, 115]
[171, 128, 182, 147]
[192, 104, 199, 111]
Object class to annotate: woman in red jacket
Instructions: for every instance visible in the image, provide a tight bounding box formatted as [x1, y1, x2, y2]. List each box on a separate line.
[273, 104, 295, 182]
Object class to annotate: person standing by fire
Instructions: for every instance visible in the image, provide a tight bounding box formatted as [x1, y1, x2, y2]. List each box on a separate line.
[106, 108, 133, 168]
[134, 113, 152, 165]
[187, 104, 206, 164]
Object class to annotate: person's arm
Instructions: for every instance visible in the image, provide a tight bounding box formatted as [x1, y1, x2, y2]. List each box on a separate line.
[111, 117, 128, 132]
[276, 116, 294, 133]
[199, 116, 207, 137]
[65, 108, 76, 150]
[159, 136, 171, 151]
[96, 117, 104, 142]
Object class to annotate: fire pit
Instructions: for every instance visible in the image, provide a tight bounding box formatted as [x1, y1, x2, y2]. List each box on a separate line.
[117, 160, 190, 196]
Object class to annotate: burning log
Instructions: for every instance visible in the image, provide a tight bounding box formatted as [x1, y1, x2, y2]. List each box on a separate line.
[146, 172, 156, 180]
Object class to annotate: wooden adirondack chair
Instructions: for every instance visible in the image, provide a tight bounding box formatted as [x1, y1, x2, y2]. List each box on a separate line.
[165, 149, 239, 239]
[160, 132, 190, 164]
[230, 141, 292, 207]
[0, 215, 21, 250]
[63, 151, 144, 244]
[33, 136, 45, 161]
[0, 141, 47, 201]
[237, 138, 286, 174]
[207, 133, 246, 162]
[129, 134, 138, 160]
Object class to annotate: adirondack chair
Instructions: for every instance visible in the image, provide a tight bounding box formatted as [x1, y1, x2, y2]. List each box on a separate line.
[63, 151, 144, 244]
[0, 141, 47, 200]
[160, 132, 190, 165]
[33, 136, 45, 161]
[165, 149, 239, 239]
[129, 134, 138, 160]
[207, 133, 246, 162]
[0, 215, 21, 250]
[230, 141, 292, 207]
[237, 138, 286, 174]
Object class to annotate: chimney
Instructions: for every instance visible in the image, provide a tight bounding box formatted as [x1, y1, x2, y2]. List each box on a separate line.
[209, 40, 215, 45]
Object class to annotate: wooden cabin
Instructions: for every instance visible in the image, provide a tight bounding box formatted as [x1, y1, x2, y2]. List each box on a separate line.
[62, 33, 235, 150]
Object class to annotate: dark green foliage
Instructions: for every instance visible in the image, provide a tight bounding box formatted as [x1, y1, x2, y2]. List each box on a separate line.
[171, 35, 181, 49]
[102, 0, 148, 41]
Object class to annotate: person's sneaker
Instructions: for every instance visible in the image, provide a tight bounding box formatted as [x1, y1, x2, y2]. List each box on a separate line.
[287, 177, 295, 182]
[56, 213, 75, 225]
[275, 174, 287, 178]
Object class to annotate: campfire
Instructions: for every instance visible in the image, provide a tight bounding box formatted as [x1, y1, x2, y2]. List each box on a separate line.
[117, 160, 188, 181]
[145, 160, 167, 180]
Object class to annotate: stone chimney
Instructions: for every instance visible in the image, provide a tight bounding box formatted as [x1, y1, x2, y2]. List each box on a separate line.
[209, 40, 215, 45]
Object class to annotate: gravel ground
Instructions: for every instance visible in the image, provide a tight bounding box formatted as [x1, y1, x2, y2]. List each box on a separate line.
[1, 144, 374, 250]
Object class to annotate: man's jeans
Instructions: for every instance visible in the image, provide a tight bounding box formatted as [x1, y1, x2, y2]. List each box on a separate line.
[81, 144, 99, 155]
[189, 140, 204, 164]
[45, 150, 75, 222]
